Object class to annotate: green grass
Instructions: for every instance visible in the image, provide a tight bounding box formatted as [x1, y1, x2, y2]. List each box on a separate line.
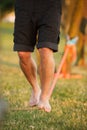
[0, 22, 87, 130]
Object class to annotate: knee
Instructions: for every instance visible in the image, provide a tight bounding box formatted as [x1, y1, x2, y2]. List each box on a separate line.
[18, 51, 31, 62]
[38, 48, 53, 58]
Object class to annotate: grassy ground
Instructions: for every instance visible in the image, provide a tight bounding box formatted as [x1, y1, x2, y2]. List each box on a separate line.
[0, 22, 87, 130]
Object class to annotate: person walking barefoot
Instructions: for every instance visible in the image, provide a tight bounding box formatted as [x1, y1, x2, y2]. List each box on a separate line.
[13, 0, 61, 112]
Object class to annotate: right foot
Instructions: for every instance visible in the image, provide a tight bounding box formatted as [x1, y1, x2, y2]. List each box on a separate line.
[38, 100, 51, 112]
[29, 89, 41, 107]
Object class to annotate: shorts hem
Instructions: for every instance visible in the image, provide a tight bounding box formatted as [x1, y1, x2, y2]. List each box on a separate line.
[37, 42, 58, 52]
[13, 44, 34, 52]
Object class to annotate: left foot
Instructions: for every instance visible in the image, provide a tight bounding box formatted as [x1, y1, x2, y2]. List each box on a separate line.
[29, 89, 41, 107]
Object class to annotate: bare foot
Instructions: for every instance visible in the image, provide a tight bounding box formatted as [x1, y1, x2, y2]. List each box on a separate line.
[38, 100, 51, 112]
[29, 88, 41, 107]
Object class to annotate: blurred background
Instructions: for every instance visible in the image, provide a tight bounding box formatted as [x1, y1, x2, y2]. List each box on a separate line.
[0, 0, 87, 130]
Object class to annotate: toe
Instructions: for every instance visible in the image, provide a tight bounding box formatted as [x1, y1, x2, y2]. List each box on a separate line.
[38, 100, 51, 112]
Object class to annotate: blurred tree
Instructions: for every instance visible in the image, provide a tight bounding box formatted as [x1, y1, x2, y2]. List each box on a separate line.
[59, 0, 84, 78]
[76, 0, 87, 65]
[61, 0, 83, 35]
[0, 0, 15, 18]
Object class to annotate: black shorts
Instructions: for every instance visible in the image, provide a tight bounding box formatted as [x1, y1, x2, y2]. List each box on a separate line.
[13, 0, 61, 52]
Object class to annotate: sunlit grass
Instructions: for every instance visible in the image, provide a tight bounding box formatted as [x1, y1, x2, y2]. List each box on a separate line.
[0, 22, 87, 130]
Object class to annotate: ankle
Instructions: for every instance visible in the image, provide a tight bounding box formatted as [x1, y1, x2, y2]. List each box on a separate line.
[33, 85, 40, 93]
[40, 95, 50, 102]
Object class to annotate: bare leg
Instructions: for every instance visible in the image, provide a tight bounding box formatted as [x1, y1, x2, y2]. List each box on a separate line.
[18, 52, 41, 106]
[38, 48, 55, 112]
